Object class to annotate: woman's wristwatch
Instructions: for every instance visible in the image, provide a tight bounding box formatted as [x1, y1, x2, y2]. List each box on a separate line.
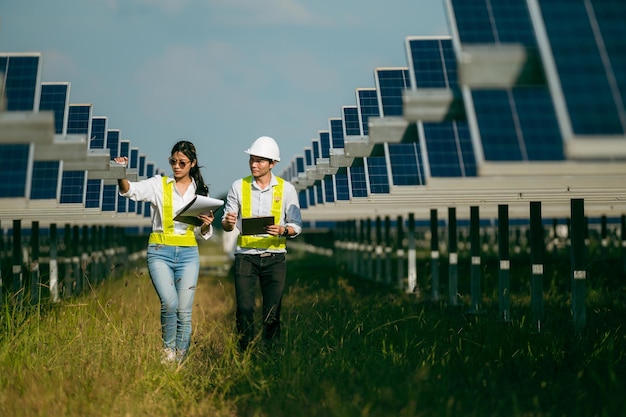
[282, 226, 289, 237]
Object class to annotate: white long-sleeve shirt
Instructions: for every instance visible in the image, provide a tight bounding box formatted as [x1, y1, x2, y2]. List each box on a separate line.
[223, 173, 302, 254]
[120, 175, 213, 240]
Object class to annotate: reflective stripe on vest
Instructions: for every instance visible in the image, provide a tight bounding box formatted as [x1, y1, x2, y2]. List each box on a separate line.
[237, 175, 286, 250]
[148, 176, 197, 246]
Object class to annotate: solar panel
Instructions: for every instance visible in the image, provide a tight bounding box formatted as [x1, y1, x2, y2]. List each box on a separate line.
[30, 160, 60, 199]
[329, 118, 344, 149]
[67, 104, 92, 136]
[387, 142, 426, 186]
[405, 37, 477, 179]
[365, 155, 390, 194]
[334, 168, 350, 201]
[349, 164, 368, 198]
[357, 88, 380, 136]
[448, 0, 565, 164]
[0, 144, 30, 197]
[101, 184, 117, 211]
[90, 117, 108, 150]
[375, 68, 411, 117]
[342, 106, 360, 136]
[107, 129, 120, 158]
[59, 171, 86, 204]
[85, 179, 102, 208]
[527, 0, 626, 157]
[39, 83, 70, 135]
[0, 53, 41, 111]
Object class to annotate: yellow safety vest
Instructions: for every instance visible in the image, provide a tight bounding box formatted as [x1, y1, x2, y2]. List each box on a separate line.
[148, 176, 197, 246]
[237, 175, 286, 250]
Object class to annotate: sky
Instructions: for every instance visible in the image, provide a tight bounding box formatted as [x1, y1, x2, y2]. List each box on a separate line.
[0, 0, 448, 197]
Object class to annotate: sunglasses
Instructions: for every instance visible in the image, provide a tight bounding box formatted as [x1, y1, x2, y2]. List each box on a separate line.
[168, 157, 191, 168]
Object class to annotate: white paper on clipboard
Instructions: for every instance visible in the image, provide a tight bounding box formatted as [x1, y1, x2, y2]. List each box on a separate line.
[174, 195, 224, 226]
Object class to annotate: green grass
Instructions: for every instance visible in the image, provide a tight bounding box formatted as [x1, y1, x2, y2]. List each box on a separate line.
[1, 243, 625, 417]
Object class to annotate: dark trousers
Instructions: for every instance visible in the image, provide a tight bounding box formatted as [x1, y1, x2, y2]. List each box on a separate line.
[234, 253, 286, 350]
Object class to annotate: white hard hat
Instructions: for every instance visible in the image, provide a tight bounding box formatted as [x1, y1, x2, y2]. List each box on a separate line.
[244, 136, 281, 162]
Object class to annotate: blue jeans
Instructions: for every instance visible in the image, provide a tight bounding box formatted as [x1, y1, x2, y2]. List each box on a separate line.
[147, 244, 199, 357]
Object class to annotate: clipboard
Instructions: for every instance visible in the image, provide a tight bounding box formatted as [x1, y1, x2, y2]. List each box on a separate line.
[241, 216, 274, 235]
[174, 195, 224, 226]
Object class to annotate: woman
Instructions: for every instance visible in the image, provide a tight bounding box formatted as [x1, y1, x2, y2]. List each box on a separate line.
[114, 140, 214, 363]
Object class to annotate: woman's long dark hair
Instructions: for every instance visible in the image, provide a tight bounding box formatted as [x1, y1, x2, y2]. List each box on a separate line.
[171, 140, 209, 196]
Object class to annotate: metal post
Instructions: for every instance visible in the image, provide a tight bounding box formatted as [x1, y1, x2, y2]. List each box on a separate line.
[63, 224, 73, 297]
[448, 207, 458, 306]
[366, 218, 373, 280]
[384, 216, 392, 285]
[49, 224, 59, 302]
[469, 206, 481, 313]
[30, 221, 40, 305]
[375, 216, 382, 282]
[571, 199, 587, 333]
[72, 226, 81, 295]
[530, 202, 544, 332]
[621, 215, 626, 275]
[430, 209, 440, 301]
[498, 205, 511, 322]
[396, 215, 405, 291]
[12, 219, 23, 303]
[407, 213, 417, 294]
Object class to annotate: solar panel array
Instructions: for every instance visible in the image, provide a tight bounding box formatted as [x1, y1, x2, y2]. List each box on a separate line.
[3, 0, 626, 227]
[283, 0, 626, 222]
[0, 52, 159, 226]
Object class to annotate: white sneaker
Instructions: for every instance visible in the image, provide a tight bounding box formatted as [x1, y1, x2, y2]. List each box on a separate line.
[161, 348, 176, 364]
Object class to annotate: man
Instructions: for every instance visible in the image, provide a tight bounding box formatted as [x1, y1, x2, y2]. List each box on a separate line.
[221, 136, 303, 351]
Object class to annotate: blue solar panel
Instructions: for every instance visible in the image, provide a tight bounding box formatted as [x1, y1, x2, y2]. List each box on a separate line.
[357, 88, 380, 136]
[342, 106, 361, 136]
[329, 118, 344, 149]
[334, 169, 350, 201]
[366, 156, 390, 194]
[451, 0, 537, 45]
[307, 187, 316, 207]
[146, 163, 155, 177]
[537, 0, 626, 136]
[323, 177, 334, 203]
[139, 155, 146, 176]
[67, 104, 92, 136]
[0, 54, 41, 111]
[296, 156, 305, 173]
[30, 161, 60, 199]
[107, 130, 120, 158]
[388, 143, 426, 186]
[315, 183, 323, 204]
[406, 37, 478, 177]
[102, 185, 117, 211]
[423, 121, 477, 176]
[298, 190, 308, 209]
[408, 37, 459, 89]
[60, 171, 86, 204]
[117, 194, 127, 213]
[311, 139, 320, 161]
[85, 179, 102, 208]
[90, 117, 107, 150]
[130, 149, 139, 169]
[0, 144, 29, 197]
[39, 83, 69, 135]
[120, 140, 130, 159]
[319, 132, 330, 158]
[349, 164, 368, 198]
[304, 148, 313, 166]
[375, 68, 411, 117]
[449, 0, 565, 162]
